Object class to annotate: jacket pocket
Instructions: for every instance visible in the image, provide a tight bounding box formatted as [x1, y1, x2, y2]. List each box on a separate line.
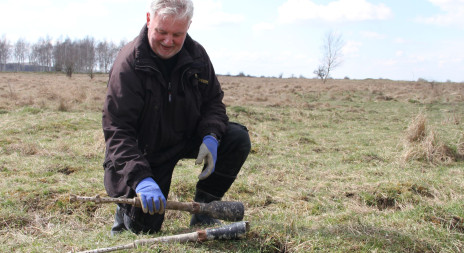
[103, 158, 126, 198]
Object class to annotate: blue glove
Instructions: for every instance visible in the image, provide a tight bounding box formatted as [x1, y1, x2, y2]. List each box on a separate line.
[195, 135, 218, 180]
[135, 177, 166, 215]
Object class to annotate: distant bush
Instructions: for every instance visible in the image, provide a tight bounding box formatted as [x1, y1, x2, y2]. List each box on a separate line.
[417, 78, 428, 82]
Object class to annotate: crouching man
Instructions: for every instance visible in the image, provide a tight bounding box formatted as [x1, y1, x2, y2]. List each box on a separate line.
[102, 0, 251, 235]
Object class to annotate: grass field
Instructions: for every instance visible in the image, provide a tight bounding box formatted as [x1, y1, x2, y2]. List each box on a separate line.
[1, 72, 464, 252]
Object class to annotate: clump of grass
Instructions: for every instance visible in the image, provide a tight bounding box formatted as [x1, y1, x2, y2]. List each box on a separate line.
[402, 113, 457, 165]
[58, 99, 69, 112]
[405, 113, 427, 143]
[7, 83, 18, 100]
[458, 133, 464, 158]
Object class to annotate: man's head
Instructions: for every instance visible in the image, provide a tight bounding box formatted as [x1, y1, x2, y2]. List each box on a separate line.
[146, 0, 194, 59]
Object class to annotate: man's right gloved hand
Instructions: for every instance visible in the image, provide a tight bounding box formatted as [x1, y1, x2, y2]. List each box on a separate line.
[135, 177, 166, 215]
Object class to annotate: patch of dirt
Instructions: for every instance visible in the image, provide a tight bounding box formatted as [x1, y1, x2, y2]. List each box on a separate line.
[0, 215, 32, 229]
[359, 182, 435, 211]
[57, 166, 76, 175]
[428, 215, 464, 233]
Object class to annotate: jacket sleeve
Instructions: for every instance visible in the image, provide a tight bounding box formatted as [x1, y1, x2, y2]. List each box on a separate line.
[196, 50, 229, 140]
[102, 57, 153, 194]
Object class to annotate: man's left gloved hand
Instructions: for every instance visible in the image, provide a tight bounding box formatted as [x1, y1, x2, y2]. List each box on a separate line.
[195, 135, 218, 180]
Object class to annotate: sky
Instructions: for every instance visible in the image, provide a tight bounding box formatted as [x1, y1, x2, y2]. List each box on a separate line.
[1, 0, 464, 82]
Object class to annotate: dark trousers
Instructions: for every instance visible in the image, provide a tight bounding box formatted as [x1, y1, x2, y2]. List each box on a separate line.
[112, 122, 251, 234]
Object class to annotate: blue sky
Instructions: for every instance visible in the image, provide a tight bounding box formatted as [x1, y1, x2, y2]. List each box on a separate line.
[1, 0, 463, 82]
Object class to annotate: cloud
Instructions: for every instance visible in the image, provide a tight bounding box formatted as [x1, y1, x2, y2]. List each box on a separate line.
[191, 0, 245, 30]
[360, 31, 386, 39]
[394, 38, 407, 44]
[0, 0, 117, 41]
[342, 40, 362, 57]
[277, 0, 392, 24]
[417, 0, 464, 27]
[252, 22, 275, 32]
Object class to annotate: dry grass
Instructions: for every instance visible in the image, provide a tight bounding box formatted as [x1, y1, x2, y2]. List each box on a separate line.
[459, 134, 464, 155]
[1, 73, 464, 111]
[1, 72, 464, 252]
[220, 76, 464, 108]
[0, 72, 107, 111]
[402, 113, 459, 165]
[405, 112, 427, 143]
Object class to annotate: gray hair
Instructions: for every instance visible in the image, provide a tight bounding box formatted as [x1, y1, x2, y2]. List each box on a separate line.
[148, 0, 194, 21]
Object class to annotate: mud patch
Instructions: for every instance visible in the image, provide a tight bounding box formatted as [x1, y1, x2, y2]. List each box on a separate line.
[359, 182, 434, 210]
[0, 215, 32, 229]
[427, 215, 464, 233]
[57, 166, 77, 175]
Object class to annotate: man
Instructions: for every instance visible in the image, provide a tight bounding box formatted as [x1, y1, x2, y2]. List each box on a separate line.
[102, 0, 251, 235]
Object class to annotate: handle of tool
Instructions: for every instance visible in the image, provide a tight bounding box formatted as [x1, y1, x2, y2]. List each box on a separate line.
[69, 195, 244, 221]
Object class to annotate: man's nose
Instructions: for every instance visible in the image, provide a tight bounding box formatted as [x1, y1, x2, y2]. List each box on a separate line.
[163, 35, 174, 46]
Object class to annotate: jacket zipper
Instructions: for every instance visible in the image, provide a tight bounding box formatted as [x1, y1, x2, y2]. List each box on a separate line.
[168, 82, 172, 103]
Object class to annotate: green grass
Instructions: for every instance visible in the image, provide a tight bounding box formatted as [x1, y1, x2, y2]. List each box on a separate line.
[1, 75, 464, 252]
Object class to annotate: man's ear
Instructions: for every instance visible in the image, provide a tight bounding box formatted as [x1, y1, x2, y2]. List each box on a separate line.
[146, 12, 151, 27]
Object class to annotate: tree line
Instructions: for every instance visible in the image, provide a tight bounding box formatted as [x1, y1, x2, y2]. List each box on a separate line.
[0, 35, 125, 78]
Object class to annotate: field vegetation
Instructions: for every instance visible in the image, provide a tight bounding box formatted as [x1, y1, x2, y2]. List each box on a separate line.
[1, 72, 464, 252]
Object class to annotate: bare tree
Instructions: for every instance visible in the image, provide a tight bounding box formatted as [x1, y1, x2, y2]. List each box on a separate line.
[14, 38, 28, 71]
[31, 36, 53, 72]
[314, 31, 345, 83]
[63, 38, 77, 77]
[0, 35, 11, 71]
[313, 65, 327, 80]
[53, 39, 65, 72]
[79, 36, 96, 78]
[96, 41, 108, 73]
[52, 37, 78, 77]
[30, 43, 42, 71]
[96, 41, 113, 73]
[41, 36, 53, 72]
[29, 44, 38, 70]
[0, 35, 123, 74]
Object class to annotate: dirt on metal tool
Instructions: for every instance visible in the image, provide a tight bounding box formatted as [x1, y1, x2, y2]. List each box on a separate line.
[69, 194, 244, 222]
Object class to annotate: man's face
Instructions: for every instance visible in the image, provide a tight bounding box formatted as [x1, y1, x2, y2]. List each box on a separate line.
[146, 12, 191, 59]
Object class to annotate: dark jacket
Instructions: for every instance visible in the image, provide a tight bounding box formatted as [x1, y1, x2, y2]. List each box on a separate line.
[102, 26, 228, 198]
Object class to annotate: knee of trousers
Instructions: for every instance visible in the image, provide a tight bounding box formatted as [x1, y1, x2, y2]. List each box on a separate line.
[228, 123, 251, 152]
[219, 123, 251, 161]
[196, 171, 237, 199]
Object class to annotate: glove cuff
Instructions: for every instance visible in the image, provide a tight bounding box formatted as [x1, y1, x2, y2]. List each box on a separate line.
[136, 177, 156, 192]
[208, 133, 218, 141]
[203, 135, 218, 145]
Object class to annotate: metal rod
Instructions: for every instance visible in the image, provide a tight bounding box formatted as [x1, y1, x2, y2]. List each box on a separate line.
[70, 221, 250, 253]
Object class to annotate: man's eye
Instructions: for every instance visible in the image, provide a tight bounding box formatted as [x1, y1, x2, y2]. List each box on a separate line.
[156, 29, 167, 35]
